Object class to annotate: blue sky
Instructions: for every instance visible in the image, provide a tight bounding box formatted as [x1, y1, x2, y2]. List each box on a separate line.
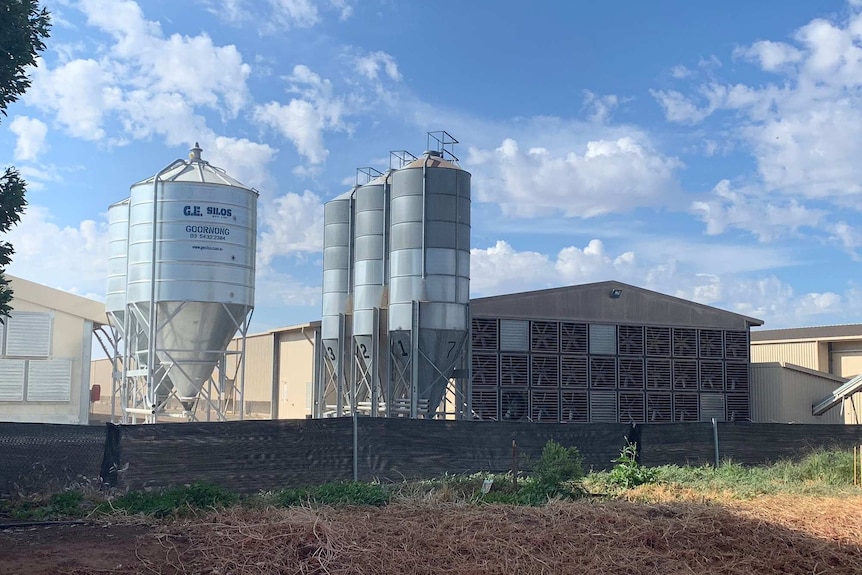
[3, 0, 862, 333]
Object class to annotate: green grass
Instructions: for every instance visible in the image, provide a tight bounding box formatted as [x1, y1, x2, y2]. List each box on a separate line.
[586, 448, 858, 498]
[101, 482, 239, 517]
[269, 481, 389, 507]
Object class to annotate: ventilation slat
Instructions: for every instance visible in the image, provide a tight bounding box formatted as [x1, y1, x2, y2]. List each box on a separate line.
[531, 389, 559, 422]
[500, 354, 528, 386]
[590, 357, 617, 389]
[531, 355, 559, 387]
[6, 312, 52, 357]
[560, 356, 588, 388]
[646, 358, 672, 390]
[618, 325, 644, 355]
[619, 391, 645, 423]
[619, 358, 645, 390]
[646, 392, 672, 423]
[589, 391, 617, 422]
[27, 359, 72, 402]
[560, 323, 588, 354]
[561, 390, 588, 422]
[471, 353, 498, 387]
[501, 389, 528, 421]
[499, 320, 529, 352]
[0, 359, 25, 401]
[645, 326, 671, 356]
[589, 324, 616, 355]
[531, 321, 559, 352]
[471, 318, 498, 351]
[700, 393, 726, 421]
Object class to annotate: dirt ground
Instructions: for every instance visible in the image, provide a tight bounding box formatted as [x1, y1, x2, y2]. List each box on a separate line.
[2, 495, 861, 575]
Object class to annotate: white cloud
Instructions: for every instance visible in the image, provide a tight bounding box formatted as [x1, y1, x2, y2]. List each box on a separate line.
[203, 0, 353, 30]
[9, 117, 49, 162]
[735, 40, 803, 71]
[582, 91, 619, 123]
[691, 179, 825, 241]
[655, 6, 862, 204]
[470, 238, 857, 328]
[6, 206, 108, 296]
[468, 136, 681, 218]
[257, 190, 325, 265]
[355, 51, 401, 82]
[671, 65, 692, 79]
[254, 65, 351, 165]
[21, 0, 279, 196]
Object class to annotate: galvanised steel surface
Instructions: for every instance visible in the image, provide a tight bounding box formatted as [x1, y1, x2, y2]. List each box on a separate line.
[106, 199, 130, 338]
[321, 188, 355, 413]
[125, 150, 257, 405]
[352, 173, 391, 412]
[388, 152, 471, 416]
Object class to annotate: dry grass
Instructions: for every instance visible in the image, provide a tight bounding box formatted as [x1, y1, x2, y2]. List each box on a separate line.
[137, 495, 862, 575]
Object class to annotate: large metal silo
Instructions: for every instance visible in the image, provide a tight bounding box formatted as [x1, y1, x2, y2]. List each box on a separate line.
[388, 146, 471, 418]
[351, 172, 392, 415]
[123, 144, 257, 419]
[106, 199, 130, 340]
[320, 188, 356, 416]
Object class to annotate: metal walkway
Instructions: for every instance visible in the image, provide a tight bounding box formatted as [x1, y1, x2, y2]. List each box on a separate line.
[812, 373, 862, 415]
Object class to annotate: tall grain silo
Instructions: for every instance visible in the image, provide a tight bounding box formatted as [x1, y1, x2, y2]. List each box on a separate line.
[320, 188, 356, 416]
[121, 144, 257, 421]
[387, 133, 471, 418]
[106, 200, 130, 340]
[351, 170, 391, 415]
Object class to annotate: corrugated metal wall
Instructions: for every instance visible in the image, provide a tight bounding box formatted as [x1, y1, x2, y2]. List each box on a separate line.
[750, 362, 843, 424]
[225, 333, 273, 415]
[751, 342, 820, 370]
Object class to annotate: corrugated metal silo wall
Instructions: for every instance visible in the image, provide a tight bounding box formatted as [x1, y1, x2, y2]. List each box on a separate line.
[750, 363, 843, 424]
[750, 342, 821, 370]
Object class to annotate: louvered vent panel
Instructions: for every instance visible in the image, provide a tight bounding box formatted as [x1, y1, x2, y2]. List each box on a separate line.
[619, 358, 645, 390]
[673, 328, 698, 358]
[699, 361, 724, 391]
[560, 323, 588, 354]
[531, 355, 559, 387]
[499, 320, 529, 351]
[589, 391, 618, 422]
[672, 360, 698, 391]
[645, 326, 671, 356]
[724, 331, 749, 360]
[673, 393, 699, 422]
[27, 359, 72, 402]
[471, 388, 499, 420]
[619, 391, 645, 423]
[501, 389, 529, 421]
[0, 359, 25, 401]
[590, 357, 617, 389]
[726, 393, 750, 422]
[560, 356, 588, 388]
[471, 318, 498, 351]
[700, 393, 726, 421]
[589, 324, 617, 355]
[471, 354, 498, 387]
[725, 363, 750, 392]
[646, 358, 672, 390]
[531, 389, 560, 422]
[500, 354, 528, 386]
[561, 390, 589, 422]
[618, 325, 645, 355]
[699, 329, 724, 358]
[6, 312, 52, 357]
[531, 321, 559, 352]
[646, 393, 672, 423]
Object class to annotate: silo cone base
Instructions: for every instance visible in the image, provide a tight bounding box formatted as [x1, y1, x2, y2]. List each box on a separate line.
[180, 399, 197, 412]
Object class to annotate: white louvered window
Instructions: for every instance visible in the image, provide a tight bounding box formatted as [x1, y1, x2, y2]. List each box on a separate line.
[499, 320, 529, 352]
[5, 311, 52, 357]
[26, 359, 72, 402]
[589, 324, 617, 355]
[0, 359, 25, 401]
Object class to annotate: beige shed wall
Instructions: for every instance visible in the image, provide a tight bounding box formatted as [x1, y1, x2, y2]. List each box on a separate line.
[223, 333, 273, 417]
[277, 330, 316, 419]
[0, 300, 91, 424]
[750, 342, 821, 371]
[750, 363, 843, 424]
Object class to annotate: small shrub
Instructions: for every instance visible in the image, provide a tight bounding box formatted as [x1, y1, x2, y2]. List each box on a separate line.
[606, 441, 657, 489]
[532, 440, 584, 488]
[49, 491, 84, 516]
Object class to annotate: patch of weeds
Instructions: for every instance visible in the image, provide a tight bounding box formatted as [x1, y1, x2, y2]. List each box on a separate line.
[605, 441, 657, 489]
[103, 482, 238, 517]
[274, 481, 388, 507]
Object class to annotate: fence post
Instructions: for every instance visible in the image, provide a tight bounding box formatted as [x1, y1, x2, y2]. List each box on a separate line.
[353, 412, 359, 482]
[711, 418, 720, 468]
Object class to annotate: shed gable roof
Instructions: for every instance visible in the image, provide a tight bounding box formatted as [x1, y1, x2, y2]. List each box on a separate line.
[470, 281, 763, 330]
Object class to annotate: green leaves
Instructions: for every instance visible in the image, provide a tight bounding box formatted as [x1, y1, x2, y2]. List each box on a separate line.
[0, 0, 51, 116]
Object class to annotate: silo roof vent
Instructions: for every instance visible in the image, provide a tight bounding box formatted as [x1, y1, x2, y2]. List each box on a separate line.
[189, 142, 203, 162]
